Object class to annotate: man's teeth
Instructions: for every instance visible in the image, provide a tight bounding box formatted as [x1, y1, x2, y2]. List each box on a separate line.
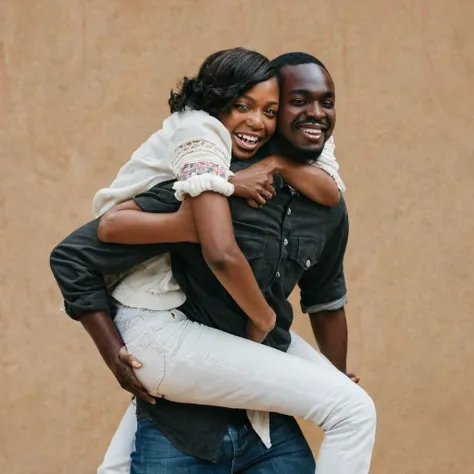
[237, 133, 259, 143]
[301, 128, 322, 135]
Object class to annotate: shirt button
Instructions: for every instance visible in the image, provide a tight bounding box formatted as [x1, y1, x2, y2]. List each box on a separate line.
[276, 271, 281, 278]
[305, 260, 311, 268]
[287, 208, 292, 216]
[283, 239, 288, 246]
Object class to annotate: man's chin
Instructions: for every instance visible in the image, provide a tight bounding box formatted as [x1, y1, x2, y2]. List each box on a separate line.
[294, 143, 325, 161]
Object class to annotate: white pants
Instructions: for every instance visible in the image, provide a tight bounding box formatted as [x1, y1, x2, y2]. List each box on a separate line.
[99, 305, 376, 474]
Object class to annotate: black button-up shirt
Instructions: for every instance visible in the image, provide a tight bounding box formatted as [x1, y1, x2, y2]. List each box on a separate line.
[50, 150, 348, 460]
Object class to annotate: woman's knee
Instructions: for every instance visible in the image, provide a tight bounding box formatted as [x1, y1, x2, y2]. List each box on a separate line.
[325, 384, 376, 433]
[349, 387, 377, 430]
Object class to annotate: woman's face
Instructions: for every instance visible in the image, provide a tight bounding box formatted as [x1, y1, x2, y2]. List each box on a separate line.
[220, 77, 279, 159]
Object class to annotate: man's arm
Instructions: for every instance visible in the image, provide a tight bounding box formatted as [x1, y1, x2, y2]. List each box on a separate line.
[79, 310, 157, 403]
[309, 308, 348, 372]
[298, 202, 349, 372]
[49, 183, 181, 400]
[50, 217, 177, 318]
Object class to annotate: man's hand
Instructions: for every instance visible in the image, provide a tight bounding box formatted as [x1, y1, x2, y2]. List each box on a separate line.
[347, 372, 360, 384]
[108, 346, 160, 404]
[79, 311, 160, 404]
[230, 157, 279, 208]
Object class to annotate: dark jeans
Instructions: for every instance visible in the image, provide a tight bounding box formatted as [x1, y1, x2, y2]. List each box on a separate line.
[131, 414, 316, 473]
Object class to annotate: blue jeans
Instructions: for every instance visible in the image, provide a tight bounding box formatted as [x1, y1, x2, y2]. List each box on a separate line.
[131, 415, 316, 473]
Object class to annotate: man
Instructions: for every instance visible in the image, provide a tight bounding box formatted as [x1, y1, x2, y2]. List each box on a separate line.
[50, 53, 376, 473]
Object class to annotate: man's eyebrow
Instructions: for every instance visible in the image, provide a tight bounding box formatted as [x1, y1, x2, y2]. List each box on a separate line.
[288, 89, 310, 95]
[288, 89, 336, 99]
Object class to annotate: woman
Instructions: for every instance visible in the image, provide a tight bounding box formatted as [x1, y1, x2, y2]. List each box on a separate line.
[64, 48, 372, 474]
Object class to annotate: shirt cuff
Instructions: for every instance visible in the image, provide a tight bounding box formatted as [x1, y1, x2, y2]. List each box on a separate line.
[172, 174, 235, 201]
[302, 294, 347, 314]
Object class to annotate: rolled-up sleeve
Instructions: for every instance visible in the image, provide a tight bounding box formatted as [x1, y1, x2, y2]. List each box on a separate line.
[50, 184, 181, 319]
[168, 111, 234, 201]
[310, 136, 346, 193]
[298, 207, 349, 314]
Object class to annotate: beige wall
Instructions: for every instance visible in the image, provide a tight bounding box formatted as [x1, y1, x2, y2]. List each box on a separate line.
[1, 1, 473, 472]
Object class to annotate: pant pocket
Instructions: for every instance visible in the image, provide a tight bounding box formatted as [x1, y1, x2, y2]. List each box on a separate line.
[126, 331, 166, 397]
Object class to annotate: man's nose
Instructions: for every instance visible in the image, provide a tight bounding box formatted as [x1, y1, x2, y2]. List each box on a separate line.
[306, 103, 325, 120]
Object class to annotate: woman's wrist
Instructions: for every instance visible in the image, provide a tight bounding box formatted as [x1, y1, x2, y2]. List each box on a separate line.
[265, 155, 285, 174]
[254, 309, 276, 333]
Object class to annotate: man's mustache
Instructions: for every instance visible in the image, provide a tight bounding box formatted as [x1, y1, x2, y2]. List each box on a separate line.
[292, 119, 328, 130]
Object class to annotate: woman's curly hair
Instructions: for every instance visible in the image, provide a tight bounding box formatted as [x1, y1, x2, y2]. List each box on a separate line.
[169, 48, 276, 118]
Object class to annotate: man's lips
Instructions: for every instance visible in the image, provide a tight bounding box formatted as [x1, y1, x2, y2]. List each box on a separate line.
[294, 122, 328, 141]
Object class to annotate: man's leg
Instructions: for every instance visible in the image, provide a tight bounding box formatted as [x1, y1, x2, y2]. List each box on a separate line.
[234, 414, 315, 474]
[98, 402, 137, 474]
[131, 416, 233, 474]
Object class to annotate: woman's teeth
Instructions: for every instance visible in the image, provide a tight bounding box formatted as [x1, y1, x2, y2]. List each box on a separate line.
[236, 133, 259, 143]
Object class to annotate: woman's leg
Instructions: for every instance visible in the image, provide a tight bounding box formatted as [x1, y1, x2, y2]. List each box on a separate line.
[96, 333, 328, 474]
[97, 401, 137, 474]
[117, 306, 376, 474]
[287, 330, 336, 366]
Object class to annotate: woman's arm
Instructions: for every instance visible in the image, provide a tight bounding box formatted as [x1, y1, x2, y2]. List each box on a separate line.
[98, 200, 198, 244]
[189, 191, 276, 337]
[273, 155, 341, 207]
[229, 155, 340, 208]
[98, 193, 275, 340]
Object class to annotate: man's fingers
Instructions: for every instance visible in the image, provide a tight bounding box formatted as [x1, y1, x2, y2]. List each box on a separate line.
[133, 387, 157, 404]
[118, 346, 143, 369]
[121, 370, 157, 404]
[347, 372, 360, 384]
[128, 354, 143, 369]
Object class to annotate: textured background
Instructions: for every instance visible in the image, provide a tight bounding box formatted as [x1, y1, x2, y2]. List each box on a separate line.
[1, 1, 473, 473]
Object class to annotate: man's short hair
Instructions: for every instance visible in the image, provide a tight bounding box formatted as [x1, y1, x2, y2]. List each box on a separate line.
[270, 52, 329, 78]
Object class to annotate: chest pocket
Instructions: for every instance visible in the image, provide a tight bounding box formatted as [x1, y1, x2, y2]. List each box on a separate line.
[289, 236, 325, 270]
[234, 231, 267, 261]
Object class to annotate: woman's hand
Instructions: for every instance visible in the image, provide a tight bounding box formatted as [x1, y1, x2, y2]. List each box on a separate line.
[230, 157, 279, 208]
[246, 317, 275, 343]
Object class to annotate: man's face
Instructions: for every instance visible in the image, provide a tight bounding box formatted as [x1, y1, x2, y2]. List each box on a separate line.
[277, 63, 336, 157]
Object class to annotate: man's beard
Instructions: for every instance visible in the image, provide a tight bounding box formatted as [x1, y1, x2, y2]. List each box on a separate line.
[274, 133, 325, 164]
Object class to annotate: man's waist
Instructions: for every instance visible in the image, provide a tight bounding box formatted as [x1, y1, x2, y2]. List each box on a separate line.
[228, 409, 250, 427]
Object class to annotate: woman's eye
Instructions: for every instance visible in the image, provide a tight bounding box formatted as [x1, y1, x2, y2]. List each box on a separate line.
[265, 109, 278, 117]
[235, 103, 250, 112]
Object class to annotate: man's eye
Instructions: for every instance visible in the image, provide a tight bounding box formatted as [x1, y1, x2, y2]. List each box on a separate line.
[291, 99, 305, 106]
[323, 101, 335, 108]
